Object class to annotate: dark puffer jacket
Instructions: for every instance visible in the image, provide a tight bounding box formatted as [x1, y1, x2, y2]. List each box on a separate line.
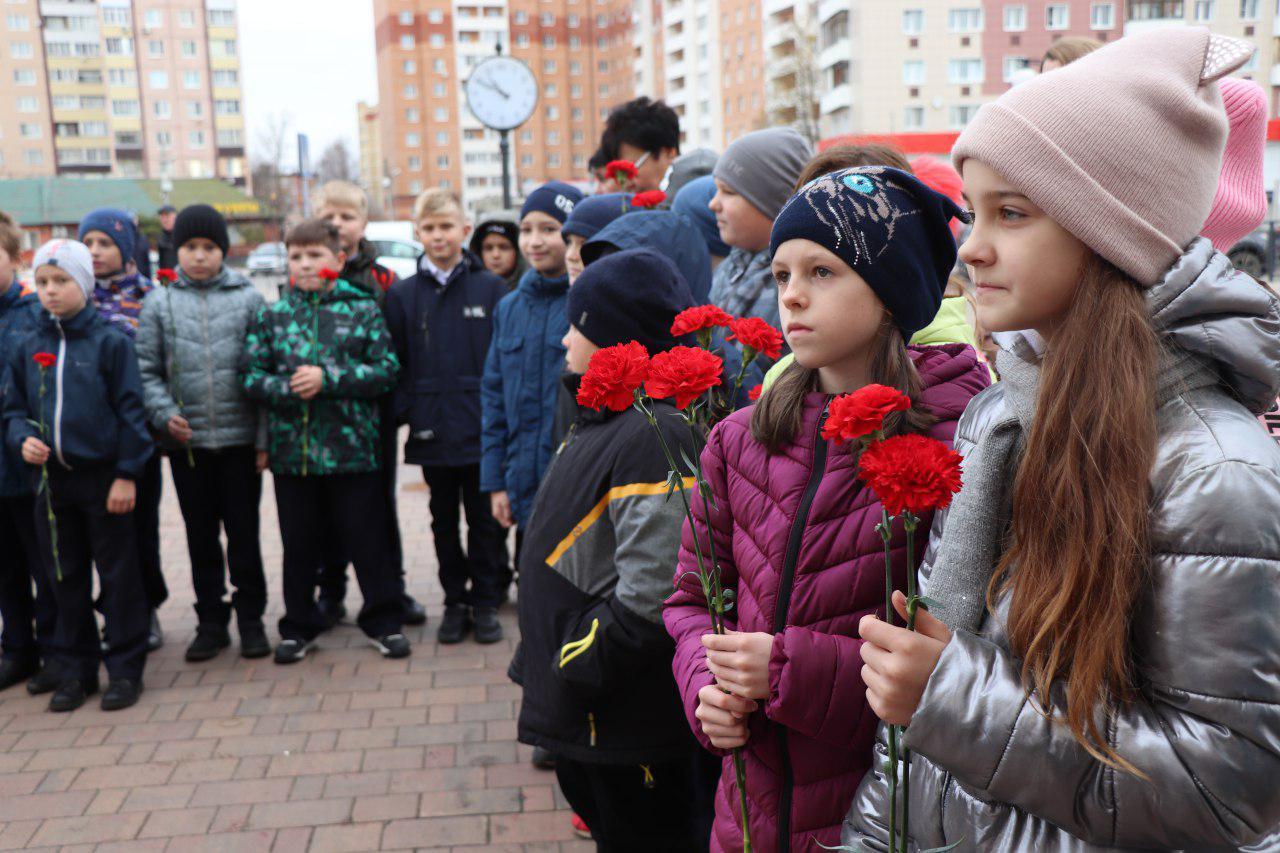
[0, 283, 40, 497]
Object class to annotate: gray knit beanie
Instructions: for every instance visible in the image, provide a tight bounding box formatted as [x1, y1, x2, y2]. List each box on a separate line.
[714, 128, 812, 220]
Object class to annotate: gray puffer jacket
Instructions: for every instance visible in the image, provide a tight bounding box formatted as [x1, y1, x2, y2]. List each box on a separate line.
[137, 266, 266, 450]
[842, 239, 1280, 852]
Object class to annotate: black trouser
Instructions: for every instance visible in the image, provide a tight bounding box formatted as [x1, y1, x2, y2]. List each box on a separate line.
[422, 463, 509, 609]
[317, 402, 404, 603]
[134, 453, 167, 610]
[169, 446, 266, 629]
[0, 494, 58, 667]
[275, 471, 402, 642]
[34, 468, 148, 682]
[554, 750, 719, 852]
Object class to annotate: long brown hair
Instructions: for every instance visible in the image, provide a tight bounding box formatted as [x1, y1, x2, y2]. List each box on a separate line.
[750, 317, 935, 452]
[990, 252, 1157, 774]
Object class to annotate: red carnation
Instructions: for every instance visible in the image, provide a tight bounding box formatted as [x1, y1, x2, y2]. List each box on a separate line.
[645, 346, 723, 409]
[729, 317, 783, 360]
[605, 160, 638, 184]
[577, 341, 650, 412]
[155, 268, 178, 284]
[822, 384, 912, 445]
[671, 305, 733, 337]
[748, 384, 763, 401]
[318, 268, 340, 281]
[631, 190, 666, 209]
[858, 434, 964, 517]
[32, 352, 56, 369]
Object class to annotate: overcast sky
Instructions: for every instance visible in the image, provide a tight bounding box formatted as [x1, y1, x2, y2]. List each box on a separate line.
[238, 0, 379, 171]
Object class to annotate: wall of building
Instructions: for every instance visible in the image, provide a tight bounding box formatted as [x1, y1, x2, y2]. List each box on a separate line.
[0, 0, 56, 178]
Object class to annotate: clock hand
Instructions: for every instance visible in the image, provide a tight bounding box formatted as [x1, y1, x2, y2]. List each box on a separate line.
[480, 75, 510, 99]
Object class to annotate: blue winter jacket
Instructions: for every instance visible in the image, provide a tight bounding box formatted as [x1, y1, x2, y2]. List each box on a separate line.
[0, 283, 40, 497]
[581, 210, 713, 305]
[385, 250, 508, 468]
[480, 268, 570, 526]
[2, 303, 153, 481]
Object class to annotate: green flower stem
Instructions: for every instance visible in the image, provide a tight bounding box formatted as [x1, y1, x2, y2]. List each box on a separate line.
[878, 508, 900, 852]
[301, 292, 320, 477]
[36, 368, 62, 581]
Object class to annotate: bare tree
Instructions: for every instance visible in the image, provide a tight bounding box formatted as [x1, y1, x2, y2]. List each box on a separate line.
[765, 13, 821, 146]
[316, 139, 358, 185]
[251, 112, 294, 235]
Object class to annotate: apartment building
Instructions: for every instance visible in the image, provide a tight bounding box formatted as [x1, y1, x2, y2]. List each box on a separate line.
[0, 0, 246, 183]
[356, 100, 387, 215]
[372, 0, 633, 218]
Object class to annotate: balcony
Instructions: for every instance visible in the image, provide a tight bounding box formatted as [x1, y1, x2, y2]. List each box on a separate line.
[763, 0, 795, 19]
[765, 26, 794, 50]
[820, 83, 852, 115]
[818, 0, 847, 24]
[818, 38, 849, 69]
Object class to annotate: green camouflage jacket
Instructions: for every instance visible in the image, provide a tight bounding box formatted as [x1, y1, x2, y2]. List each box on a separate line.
[241, 279, 398, 476]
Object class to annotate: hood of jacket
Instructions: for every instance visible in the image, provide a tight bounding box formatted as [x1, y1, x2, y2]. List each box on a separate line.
[581, 210, 713, 305]
[284, 278, 374, 307]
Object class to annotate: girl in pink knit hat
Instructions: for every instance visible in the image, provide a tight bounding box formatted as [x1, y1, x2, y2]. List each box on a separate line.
[843, 28, 1280, 852]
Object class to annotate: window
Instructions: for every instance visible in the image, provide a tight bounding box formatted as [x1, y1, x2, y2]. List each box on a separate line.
[407, 155, 422, 171]
[406, 107, 419, 122]
[1003, 4, 1026, 29]
[436, 131, 448, 144]
[947, 7, 983, 31]
[434, 107, 449, 121]
[546, 105, 559, 119]
[189, 130, 205, 147]
[572, 107, 583, 120]
[947, 58, 983, 83]
[109, 69, 137, 86]
[402, 59, 416, 73]
[154, 100, 172, 119]
[515, 10, 528, 23]
[544, 60, 557, 73]
[545, 83, 557, 96]
[157, 130, 173, 147]
[1046, 3, 1069, 28]
[571, 83, 582, 97]
[1240, 0, 1259, 16]
[429, 82, 444, 97]
[105, 37, 133, 55]
[103, 8, 130, 25]
[1194, 0, 1215, 18]
[24, 150, 43, 166]
[216, 129, 243, 147]
[150, 71, 169, 89]
[19, 123, 40, 139]
[212, 70, 237, 86]
[403, 83, 418, 98]
[1089, 2, 1115, 26]
[598, 83, 609, 96]
[406, 132, 420, 146]
[433, 59, 447, 73]
[178, 10, 195, 27]
[436, 154, 449, 168]
[903, 59, 925, 84]
[548, 154, 561, 168]
[5, 13, 28, 29]
[13, 69, 35, 85]
[399, 10, 414, 24]
[430, 33, 445, 46]
[186, 101, 203, 118]
[181, 40, 197, 57]
[214, 99, 240, 116]
[1127, 1, 1185, 19]
[110, 98, 139, 117]
[149, 39, 165, 57]
[540, 11, 554, 24]
[10, 41, 31, 58]
[16, 96, 37, 113]
[184, 71, 201, 89]
[52, 95, 78, 110]
[1003, 56, 1030, 80]
[400, 34, 415, 48]
[428, 9, 444, 22]
[521, 154, 533, 167]
[144, 9, 163, 28]
[542, 35, 556, 47]
[207, 9, 235, 26]
[568, 13, 579, 25]
[950, 104, 977, 128]
[516, 33, 530, 46]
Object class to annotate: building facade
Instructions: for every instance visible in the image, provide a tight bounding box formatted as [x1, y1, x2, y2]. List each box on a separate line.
[0, 0, 246, 183]
[356, 100, 388, 215]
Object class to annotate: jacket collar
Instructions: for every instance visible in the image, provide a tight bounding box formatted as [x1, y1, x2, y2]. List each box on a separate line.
[38, 303, 98, 336]
[518, 268, 569, 296]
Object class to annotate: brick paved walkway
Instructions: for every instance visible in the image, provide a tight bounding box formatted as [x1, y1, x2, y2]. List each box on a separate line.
[0, 449, 591, 852]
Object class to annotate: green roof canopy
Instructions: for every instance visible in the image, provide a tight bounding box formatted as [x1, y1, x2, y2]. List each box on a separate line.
[0, 177, 261, 226]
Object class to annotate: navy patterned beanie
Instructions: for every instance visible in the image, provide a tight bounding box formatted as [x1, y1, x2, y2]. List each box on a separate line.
[768, 166, 970, 338]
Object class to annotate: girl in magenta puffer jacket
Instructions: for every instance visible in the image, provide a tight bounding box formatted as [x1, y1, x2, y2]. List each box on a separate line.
[664, 167, 990, 853]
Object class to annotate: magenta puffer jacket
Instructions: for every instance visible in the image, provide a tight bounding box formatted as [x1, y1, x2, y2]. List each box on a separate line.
[664, 344, 990, 853]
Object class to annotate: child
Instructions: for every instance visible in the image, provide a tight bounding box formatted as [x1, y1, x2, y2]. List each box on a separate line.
[517, 248, 717, 850]
[78, 207, 166, 651]
[136, 204, 270, 663]
[560, 193, 633, 283]
[470, 220, 526, 290]
[2, 240, 152, 712]
[672, 176, 731, 271]
[843, 30, 1280, 850]
[664, 167, 989, 851]
[0, 212, 59, 696]
[385, 189, 509, 646]
[314, 181, 424, 630]
[242, 219, 407, 664]
[581, 209, 713, 305]
[480, 181, 583, 537]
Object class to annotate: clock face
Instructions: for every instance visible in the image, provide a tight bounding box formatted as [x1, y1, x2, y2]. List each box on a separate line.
[465, 56, 538, 131]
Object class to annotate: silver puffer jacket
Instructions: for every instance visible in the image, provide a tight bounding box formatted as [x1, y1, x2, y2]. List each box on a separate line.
[136, 267, 266, 450]
[842, 239, 1280, 852]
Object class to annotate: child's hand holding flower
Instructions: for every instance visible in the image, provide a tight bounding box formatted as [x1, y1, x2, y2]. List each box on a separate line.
[695, 683, 756, 749]
[702, 630, 774, 700]
[21, 437, 49, 465]
[290, 366, 324, 400]
[858, 590, 953, 726]
[167, 415, 193, 443]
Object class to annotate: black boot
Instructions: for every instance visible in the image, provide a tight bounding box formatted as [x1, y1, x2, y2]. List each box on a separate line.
[402, 593, 427, 627]
[26, 665, 61, 696]
[49, 677, 99, 713]
[185, 624, 231, 662]
[436, 604, 472, 644]
[0, 658, 36, 692]
[101, 678, 142, 711]
[316, 597, 346, 631]
[239, 623, 271, 659]
[473, 607, 503, 644]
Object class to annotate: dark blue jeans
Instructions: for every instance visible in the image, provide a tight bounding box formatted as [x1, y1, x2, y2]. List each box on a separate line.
[0, 494, 58, 667]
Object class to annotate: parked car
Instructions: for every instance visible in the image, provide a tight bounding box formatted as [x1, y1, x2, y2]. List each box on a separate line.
[370, 238, 423, 280]
[247, 242, 287, 276]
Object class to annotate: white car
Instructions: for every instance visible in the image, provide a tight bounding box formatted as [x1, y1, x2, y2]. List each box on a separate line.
[247, 242, 287, 276]
[370, 238, 423, 280]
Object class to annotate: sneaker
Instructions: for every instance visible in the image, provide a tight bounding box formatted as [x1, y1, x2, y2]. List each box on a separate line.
[26, 665, 61, 696]
[49, 677, 98, 713]
[571, 813, 592, 840]
[273, 638, 314, 665]
[316, 597, 346, 630]
[101, 678, 142, 711]
[372, 633, 411, 659]
[436, 604, 472, 645]
[239, 623, 271, 659]
[147, 610, 164, 652]
[0, 658, 36, 692]
[185, 624, 231, 662]
[402, 594, 427, 626]
[473, 607, 504, 644]
[531, 745, 556, 770]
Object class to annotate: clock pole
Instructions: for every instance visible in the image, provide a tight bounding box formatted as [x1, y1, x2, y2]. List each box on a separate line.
[499, 129, 512, 210]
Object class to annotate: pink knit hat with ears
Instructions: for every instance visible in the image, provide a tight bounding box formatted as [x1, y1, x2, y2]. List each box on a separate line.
[1202, 76, 1268, 252]
[952, 28, 1255, 286]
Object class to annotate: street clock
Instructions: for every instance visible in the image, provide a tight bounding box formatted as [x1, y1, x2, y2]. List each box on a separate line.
[464, 55, 538, 131]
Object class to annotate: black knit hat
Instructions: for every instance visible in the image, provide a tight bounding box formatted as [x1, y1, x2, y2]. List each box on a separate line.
[470, 220, 519, 256]
[566, 248, 695, 356]
[173, 203, 230, 255]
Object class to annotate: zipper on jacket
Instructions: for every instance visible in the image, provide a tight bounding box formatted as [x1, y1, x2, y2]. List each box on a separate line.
[771, 398, 831, 853]
[201, 288, 216, 445]
[52, 321, 69, 469]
